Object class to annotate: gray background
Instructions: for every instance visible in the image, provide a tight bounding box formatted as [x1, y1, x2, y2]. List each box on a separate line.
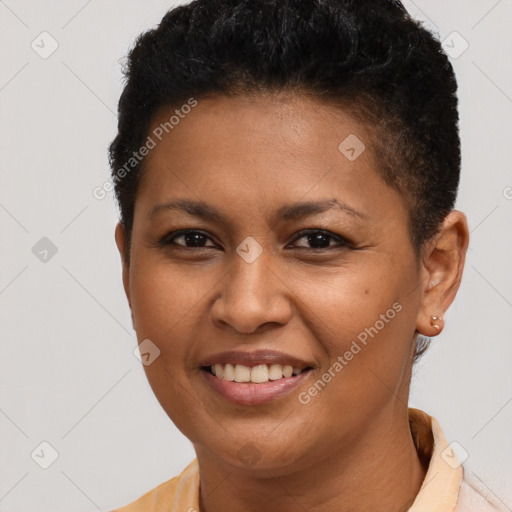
[0, 0, 511, 510]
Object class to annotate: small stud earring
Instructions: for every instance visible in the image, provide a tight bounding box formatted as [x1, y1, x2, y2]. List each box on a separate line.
[431, 316, 442, 332]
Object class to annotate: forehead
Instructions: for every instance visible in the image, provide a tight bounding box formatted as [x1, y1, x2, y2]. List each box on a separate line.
[135, 93, 405, 227]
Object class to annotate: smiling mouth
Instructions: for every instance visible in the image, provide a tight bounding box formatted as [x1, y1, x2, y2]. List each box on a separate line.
[201, 363, 313, 384]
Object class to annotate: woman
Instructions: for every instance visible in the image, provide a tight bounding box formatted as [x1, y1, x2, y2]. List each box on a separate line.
[108, 0, 502, 510]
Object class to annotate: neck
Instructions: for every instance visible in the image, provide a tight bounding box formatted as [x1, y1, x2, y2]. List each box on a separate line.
[196, 406, 428, 512]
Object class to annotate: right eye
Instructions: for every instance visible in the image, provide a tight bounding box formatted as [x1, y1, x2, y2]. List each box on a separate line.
[159, 230, 218, 249]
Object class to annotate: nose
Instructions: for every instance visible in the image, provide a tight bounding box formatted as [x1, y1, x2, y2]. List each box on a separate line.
[210, 251, 293, 334]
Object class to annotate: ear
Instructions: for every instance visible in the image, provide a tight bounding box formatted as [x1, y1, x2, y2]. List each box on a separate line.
[114, 222, 134, 329]
[415, 210, 469, 337]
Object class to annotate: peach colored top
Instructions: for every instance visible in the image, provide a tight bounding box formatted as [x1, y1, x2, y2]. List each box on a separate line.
[112, 408, 503, 512]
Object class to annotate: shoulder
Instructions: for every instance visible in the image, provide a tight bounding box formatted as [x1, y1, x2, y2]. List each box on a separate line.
[110, 477, 180, 512]
[455, 468, 508, 512]
[109, 459, 199, 512]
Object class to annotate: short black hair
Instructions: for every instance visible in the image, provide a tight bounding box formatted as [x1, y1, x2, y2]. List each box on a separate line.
[109, 0, 461, 362]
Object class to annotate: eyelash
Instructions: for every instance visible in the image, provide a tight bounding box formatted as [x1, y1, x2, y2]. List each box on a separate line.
[158, 229, 352, 252]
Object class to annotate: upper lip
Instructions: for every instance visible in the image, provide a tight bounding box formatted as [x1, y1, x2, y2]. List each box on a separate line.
[199, 349, 314, 370]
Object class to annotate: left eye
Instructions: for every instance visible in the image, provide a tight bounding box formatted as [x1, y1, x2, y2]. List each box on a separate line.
[288, 229, 350, 250]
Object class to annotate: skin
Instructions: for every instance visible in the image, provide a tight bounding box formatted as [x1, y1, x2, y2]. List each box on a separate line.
[115, 93, 469, 512]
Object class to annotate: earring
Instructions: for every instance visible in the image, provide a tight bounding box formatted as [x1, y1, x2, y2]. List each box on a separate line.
[431, 316, 442, 332]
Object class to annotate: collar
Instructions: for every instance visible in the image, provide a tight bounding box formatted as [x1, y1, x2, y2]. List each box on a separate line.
[407, 407, 463, 511]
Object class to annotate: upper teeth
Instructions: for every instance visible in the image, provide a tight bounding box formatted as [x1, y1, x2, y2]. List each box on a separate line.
[211, 363, 305, 383]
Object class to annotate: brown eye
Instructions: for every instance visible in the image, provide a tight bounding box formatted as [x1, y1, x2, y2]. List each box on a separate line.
[289, 230, 351, 250]
[160, 230, 217, 249]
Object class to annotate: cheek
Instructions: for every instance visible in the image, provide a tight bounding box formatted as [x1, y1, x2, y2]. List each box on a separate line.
[286, 260, 406, 347]
[129, 261, 211, 437]
[130, 258, 213, 339]
[294, 286, 415, 437]
[291, 259, 417, 397]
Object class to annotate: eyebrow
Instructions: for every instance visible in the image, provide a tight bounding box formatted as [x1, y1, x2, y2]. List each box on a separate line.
[148, 198, 367, 224]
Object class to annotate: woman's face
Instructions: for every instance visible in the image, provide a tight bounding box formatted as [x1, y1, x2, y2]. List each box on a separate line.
[116, 93, 427, 473]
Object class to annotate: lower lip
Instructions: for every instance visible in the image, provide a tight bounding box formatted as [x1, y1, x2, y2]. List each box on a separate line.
[200, 368, 312, 406]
